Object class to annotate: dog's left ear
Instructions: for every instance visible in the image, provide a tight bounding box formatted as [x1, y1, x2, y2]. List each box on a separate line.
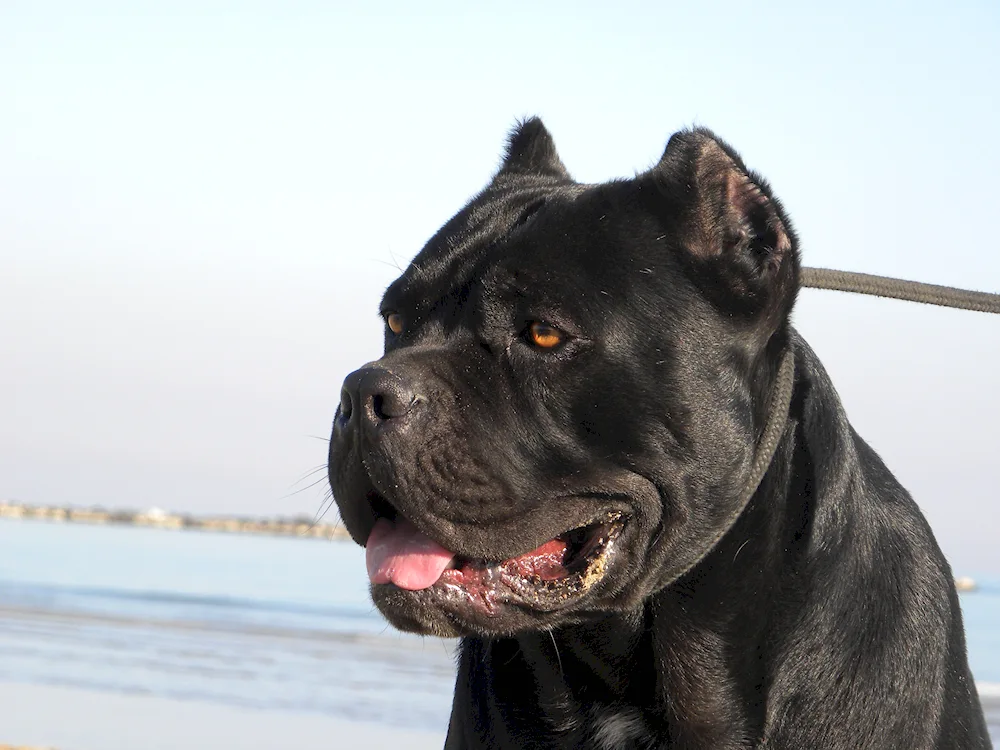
[498, 117, 570, 178]
[651, 128, 798, 314]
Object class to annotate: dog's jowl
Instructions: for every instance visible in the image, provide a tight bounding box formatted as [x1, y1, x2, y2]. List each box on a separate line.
[328, 120, 990, 749]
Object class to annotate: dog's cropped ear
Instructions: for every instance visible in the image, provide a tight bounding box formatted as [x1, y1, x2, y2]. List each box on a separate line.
[498, 117, 570, 178]
[652, 128, 798, 314]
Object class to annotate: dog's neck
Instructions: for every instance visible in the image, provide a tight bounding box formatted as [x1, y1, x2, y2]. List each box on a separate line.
[507, 571, 780, 746]
[517, 614, 650, 700]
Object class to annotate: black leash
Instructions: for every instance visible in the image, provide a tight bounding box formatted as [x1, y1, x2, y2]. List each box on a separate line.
[668, 348, 797, 584]
[674, 268, 997, 581]
[801, 267, 1000, 315]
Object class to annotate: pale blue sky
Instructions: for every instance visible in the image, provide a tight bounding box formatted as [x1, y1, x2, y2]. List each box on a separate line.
[1, 1, 998, 571]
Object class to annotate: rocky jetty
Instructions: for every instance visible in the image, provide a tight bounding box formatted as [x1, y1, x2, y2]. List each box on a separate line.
[0, 501, 349, 540]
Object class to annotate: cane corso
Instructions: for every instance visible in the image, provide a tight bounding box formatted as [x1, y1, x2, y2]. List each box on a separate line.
[328, 119, 990, 748]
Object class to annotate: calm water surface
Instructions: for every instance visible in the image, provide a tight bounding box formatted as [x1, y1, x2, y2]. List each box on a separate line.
[0, 518, 997, 735]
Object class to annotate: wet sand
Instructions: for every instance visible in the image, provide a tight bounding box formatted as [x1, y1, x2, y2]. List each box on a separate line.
[0, 682, 445, 750]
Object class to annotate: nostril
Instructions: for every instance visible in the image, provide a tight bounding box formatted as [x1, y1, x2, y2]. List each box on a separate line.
[371, 391, 413, 421]
[339, 387, 354, 423]
[372, 394, 388, 421]
[353, 367, 421, 430]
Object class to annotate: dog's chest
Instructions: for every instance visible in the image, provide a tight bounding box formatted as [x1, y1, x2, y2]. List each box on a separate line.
[588, 706, 656, 749]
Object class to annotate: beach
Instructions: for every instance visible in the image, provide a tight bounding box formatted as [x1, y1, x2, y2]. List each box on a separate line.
[0, 682, 445, 750]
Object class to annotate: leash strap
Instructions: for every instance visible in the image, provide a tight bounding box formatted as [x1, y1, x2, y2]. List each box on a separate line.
[670, 348, 797, 583]
[670, 268, 996, 581]
[801, 267, 1000, 315]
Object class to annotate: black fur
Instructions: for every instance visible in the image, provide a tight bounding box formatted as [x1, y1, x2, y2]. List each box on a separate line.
[328, 119, 990, 748]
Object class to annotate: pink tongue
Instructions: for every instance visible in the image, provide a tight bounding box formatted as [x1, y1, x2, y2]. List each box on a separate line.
[365, 517, 456, 591]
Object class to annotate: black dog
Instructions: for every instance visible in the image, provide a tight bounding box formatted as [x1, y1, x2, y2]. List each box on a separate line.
[328, 120, 990, 748]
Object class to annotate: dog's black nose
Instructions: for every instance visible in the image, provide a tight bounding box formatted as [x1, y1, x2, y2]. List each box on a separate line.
[338, 366, 420, 434]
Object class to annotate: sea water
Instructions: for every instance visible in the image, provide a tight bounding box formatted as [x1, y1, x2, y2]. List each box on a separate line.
[0, 518, 997, 736]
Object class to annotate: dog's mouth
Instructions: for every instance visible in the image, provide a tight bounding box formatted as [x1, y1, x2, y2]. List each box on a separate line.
[365, 503, 624, 614]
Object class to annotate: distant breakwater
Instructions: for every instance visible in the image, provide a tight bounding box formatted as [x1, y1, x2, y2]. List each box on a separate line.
[0, 501, 350, 541]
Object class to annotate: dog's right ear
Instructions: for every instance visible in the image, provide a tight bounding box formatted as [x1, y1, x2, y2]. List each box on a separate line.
[646, 128, 799, 321]
[498, 118, 570, 178]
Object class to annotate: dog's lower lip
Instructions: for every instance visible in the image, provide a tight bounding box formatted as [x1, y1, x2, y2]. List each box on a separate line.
[442, 537, 568, 584]
[435, 513, 624, 604]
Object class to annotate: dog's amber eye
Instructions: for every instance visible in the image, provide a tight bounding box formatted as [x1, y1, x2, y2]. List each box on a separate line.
[386, 313, 404, 335]
[527, 321, 564, 349]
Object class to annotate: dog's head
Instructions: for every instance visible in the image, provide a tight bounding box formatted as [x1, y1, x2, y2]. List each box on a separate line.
[328, 119, 799, 637]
